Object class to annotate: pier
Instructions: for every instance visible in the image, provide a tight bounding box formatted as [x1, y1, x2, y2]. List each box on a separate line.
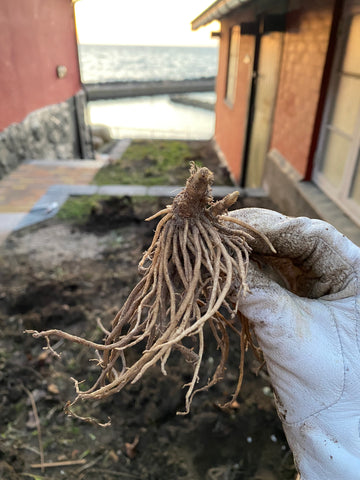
[84, 77, 216, 101]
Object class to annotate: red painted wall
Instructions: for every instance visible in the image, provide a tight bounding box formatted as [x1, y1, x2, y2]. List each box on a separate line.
[214, 18, 255, 184]
[270, 0, 334, 177]
[214, 0, 335, 182]
[0, 0, 81, 131]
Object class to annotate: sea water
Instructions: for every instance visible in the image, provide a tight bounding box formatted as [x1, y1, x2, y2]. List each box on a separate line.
[78, 44, 218, 83]
[78, 44, 218, 140]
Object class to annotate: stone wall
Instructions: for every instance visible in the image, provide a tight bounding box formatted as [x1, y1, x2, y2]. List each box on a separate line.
[0, 93, 94, 180]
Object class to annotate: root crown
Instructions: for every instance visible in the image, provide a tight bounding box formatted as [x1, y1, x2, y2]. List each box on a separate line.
[28, 164, 271, 421]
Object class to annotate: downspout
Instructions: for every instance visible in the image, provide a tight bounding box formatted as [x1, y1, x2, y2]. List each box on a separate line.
[304, 0, 344, 181]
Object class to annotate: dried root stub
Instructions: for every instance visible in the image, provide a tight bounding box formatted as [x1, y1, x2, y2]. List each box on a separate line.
[27, 164, 275, 423]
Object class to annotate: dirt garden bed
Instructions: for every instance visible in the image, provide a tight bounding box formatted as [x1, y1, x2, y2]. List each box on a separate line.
[0, 141, 296, 480]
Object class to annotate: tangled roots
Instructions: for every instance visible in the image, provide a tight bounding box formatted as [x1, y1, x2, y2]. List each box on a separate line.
[27, 164, 275, 422]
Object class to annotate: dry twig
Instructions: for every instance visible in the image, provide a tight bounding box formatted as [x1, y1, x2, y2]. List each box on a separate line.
[30, 459, 86, 469]
[23, 386, 45, 473]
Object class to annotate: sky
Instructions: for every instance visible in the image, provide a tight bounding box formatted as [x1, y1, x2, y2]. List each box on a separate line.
[74, 0, 219, 47]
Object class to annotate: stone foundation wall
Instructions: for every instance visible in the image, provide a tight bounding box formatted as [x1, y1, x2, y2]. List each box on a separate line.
[263, 148, 319, 218]
[0, 93, 94, 179]
[262, 148, 360, 245]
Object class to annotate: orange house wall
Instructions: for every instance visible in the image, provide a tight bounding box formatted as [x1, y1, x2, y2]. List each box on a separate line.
[270, 0, 335, 177]
[214, 19, 255, 184]
[0, 0, 82, 131]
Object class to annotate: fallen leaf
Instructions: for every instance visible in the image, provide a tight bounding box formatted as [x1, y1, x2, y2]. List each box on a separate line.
[108, 449, 119, 462]
[47, 383, 60, 395]
[125, 435, 139, 459]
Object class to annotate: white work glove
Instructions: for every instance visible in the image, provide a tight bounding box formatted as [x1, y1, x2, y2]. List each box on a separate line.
[229, 208, 360, 480]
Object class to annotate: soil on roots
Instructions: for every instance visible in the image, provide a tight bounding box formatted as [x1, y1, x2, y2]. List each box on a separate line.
[0, 195, 296, 480]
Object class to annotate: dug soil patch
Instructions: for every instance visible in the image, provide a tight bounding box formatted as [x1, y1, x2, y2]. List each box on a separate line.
[0, 153, 295, 479]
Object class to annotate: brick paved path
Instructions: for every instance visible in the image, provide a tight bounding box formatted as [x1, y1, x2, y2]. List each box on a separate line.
[0, 160, 104, 213]
[0, 159, 106, 243]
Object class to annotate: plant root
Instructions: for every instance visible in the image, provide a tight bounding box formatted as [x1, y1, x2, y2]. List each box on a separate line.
[26, 164, 274, 421]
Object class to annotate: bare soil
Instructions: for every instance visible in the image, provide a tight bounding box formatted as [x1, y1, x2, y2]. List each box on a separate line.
[0, 147, 296, 480]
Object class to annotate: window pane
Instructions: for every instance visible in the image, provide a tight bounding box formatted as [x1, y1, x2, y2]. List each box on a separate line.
[350, 150, 360, 204]
[330, 75, 360, 136]
[321, 130, 350, 187]
[226, 26, 240, 105]
[343, 14, 360, 75]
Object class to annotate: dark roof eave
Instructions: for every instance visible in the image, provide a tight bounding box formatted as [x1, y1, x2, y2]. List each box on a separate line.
[191, 0, 253, 30]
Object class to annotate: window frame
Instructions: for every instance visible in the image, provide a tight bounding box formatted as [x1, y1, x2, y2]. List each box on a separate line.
[313, 6, 360, 226]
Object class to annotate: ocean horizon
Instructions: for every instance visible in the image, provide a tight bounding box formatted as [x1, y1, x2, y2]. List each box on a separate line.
[78, 44, 218, 84]
[80, 44, 218, 140]
[79, 42, 217, 48]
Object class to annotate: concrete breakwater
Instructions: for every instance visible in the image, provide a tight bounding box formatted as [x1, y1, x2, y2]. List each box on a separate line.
[84, 77, 216, 101]
[170, 94, 215, 111]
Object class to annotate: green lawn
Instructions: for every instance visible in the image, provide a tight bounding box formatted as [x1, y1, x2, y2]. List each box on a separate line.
[57, 139, 232, 223]
[92, 140, 200, 186]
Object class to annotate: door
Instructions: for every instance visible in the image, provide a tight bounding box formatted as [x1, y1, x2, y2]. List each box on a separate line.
[244, 31, 283, 187]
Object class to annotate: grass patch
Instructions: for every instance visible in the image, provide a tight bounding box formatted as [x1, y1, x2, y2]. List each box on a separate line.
[93, 140, 201, 186]
[57, 195, 166, 224]
[57, 140, 232, 224]
[57, 195, 110, 224]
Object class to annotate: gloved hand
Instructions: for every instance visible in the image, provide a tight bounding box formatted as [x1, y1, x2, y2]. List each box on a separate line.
[229, 208, 360, 480]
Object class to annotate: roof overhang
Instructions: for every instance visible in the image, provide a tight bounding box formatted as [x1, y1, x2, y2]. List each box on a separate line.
[191, 0, 253, 30]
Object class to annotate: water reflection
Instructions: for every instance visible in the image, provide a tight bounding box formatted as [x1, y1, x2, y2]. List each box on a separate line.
[87, 94, 215, 140]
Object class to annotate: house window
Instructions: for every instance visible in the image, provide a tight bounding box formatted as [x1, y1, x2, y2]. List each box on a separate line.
[314, 11, 360, 224]
[225, 25, 241, 105]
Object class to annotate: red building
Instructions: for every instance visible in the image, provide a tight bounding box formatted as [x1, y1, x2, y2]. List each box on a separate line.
[0, 0, 92, 178]
[192, 0, 360, 242]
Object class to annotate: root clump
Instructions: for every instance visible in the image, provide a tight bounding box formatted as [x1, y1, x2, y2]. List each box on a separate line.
[27, 164, 274, 422]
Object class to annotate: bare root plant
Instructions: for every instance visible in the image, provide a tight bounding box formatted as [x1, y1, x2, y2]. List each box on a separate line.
[27, 164, 275, 423]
